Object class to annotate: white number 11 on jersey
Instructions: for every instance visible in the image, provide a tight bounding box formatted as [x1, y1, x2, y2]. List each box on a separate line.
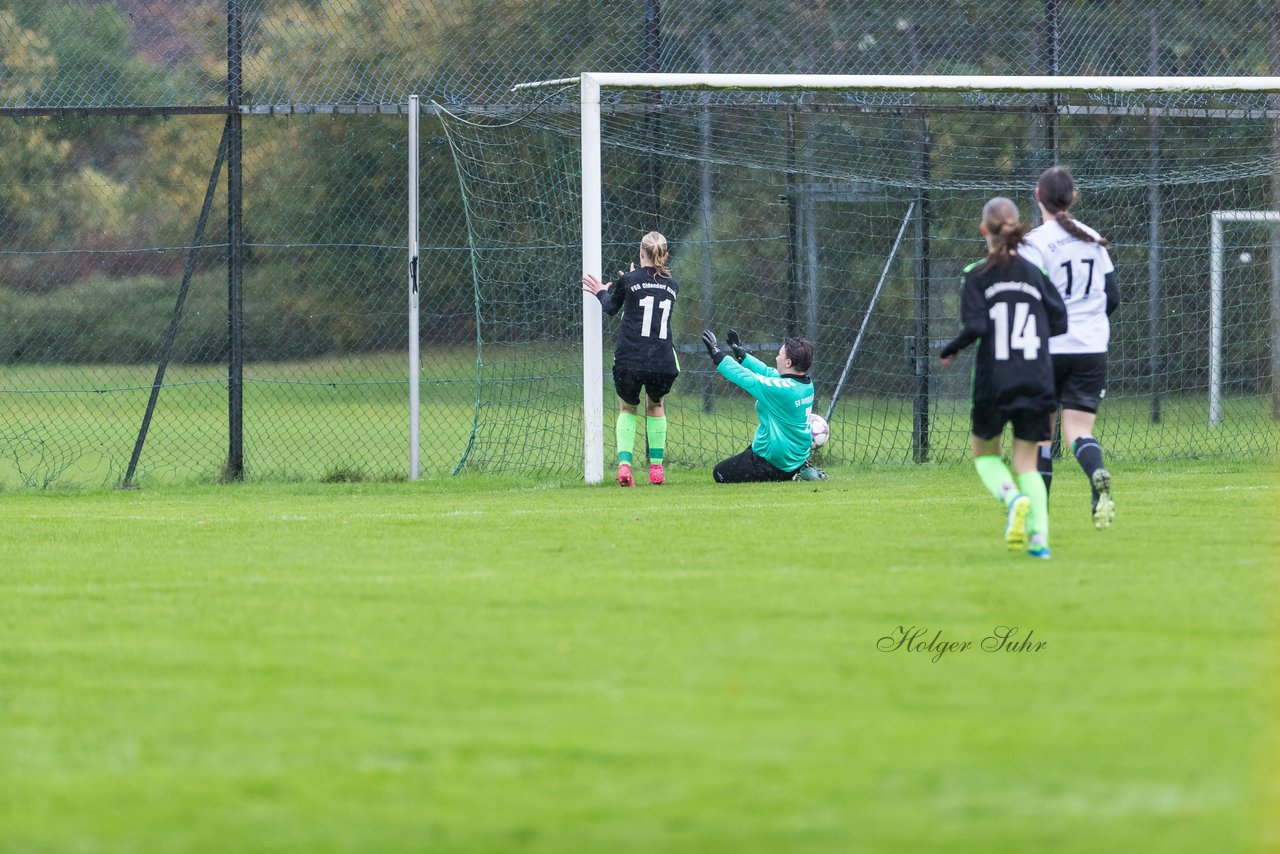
[988, 302, 1041, 361]
[639, 296, 672, 339]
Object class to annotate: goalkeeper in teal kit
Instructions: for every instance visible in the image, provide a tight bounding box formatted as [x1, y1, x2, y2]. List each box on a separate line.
[701, 329, 826, 482]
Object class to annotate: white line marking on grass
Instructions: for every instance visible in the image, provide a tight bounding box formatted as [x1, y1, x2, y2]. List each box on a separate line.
[1004, 782, 1237, 818]
[25, 514, 242, 523]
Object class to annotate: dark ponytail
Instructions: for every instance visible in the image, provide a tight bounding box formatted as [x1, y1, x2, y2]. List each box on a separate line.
[1037, 166, 1109, 247]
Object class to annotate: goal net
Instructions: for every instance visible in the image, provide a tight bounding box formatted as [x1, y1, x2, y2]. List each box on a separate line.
[437, 74, 1280, 481]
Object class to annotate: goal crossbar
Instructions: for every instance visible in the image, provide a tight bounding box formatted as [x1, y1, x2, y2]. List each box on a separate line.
[524, 73, 1280, 95]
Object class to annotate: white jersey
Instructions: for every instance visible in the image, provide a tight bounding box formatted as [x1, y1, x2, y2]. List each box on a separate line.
[1020, 218, 1115, 354]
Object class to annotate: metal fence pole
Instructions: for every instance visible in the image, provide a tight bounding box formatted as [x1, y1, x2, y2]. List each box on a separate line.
[123, 121, 232, 488]
[226, 0, 245, 481]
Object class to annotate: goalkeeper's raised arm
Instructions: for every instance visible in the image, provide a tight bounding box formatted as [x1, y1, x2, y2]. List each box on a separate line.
[702, 331, 824, 483]
[725, 329, 781, 378]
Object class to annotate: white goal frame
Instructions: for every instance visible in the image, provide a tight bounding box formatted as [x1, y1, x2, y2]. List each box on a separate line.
[1209, 210, 1280, 426]
[408, 94, 421, 480]
[552, 73, 1280, 482]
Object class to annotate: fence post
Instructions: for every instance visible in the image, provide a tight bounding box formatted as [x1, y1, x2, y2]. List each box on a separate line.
[226, 0, 245, 480]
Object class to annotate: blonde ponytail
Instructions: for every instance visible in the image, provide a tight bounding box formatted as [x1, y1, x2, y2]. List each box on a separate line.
[640, 231, 671, 277]
[982, 197, 1028, 268]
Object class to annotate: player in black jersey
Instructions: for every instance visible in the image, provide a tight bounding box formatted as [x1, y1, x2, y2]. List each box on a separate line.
[582, 231, 680, 487]
[940, 197, 1068, 559]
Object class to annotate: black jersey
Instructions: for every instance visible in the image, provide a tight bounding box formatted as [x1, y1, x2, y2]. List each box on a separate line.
[596, 266, 679, 373]
[940, 254, 1068, 413]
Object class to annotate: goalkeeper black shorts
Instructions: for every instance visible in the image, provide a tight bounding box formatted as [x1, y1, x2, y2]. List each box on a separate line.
[712, 447, 799, 483]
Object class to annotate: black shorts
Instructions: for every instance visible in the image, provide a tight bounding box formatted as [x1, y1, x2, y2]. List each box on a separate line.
[713, 447, 799, 483]
[1053, 352, 1107, 414]
[971, 405, 1054, 443]
[612, 365, 678, 406]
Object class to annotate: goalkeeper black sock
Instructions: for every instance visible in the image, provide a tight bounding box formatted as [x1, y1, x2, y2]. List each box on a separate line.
[1037, 444, 1054, 502]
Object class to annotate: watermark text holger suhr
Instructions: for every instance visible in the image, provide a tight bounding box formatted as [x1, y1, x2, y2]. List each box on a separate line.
[878, 626, 1047, 663]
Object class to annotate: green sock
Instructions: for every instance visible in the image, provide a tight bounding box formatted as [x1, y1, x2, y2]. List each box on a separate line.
[974, 455, 1018, 506]
[645, 415, 667, 464]
[615, 412, 638, 464]
[1016, 471, 1050, 539]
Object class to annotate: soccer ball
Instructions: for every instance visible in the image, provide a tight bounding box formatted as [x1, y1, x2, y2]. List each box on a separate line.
[807, 413, 830, 450]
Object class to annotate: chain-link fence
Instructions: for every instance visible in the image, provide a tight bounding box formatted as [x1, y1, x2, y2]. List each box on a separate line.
[2, 1, 1278, 486]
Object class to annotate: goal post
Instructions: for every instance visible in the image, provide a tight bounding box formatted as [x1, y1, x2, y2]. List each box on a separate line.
[581, 75, 605, 484]
[408, 94, 422, 481]
[1209, 210, 1280, 426]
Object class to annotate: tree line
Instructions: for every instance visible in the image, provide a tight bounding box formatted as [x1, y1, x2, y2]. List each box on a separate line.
[0, 0, 1276, 376]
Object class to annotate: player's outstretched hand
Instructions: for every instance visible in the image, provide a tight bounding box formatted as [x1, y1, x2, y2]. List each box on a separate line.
[582, 273, 606, 295]
[725, 329, 747, 363]
[702, 329, 725, 365]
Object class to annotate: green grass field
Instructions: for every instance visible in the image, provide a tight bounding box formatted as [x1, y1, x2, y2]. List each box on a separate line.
[2, 460, 1276, 852]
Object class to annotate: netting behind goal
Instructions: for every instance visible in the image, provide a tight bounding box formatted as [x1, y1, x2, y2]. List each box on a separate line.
[438, 82, 1280, 474]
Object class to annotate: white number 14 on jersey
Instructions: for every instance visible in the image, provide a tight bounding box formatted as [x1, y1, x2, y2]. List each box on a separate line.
[988, 302, 1041, 361]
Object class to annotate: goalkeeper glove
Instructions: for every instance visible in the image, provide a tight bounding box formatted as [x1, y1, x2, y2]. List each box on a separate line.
[725, 329, 747, 363]
[701, 329, 726, 366]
